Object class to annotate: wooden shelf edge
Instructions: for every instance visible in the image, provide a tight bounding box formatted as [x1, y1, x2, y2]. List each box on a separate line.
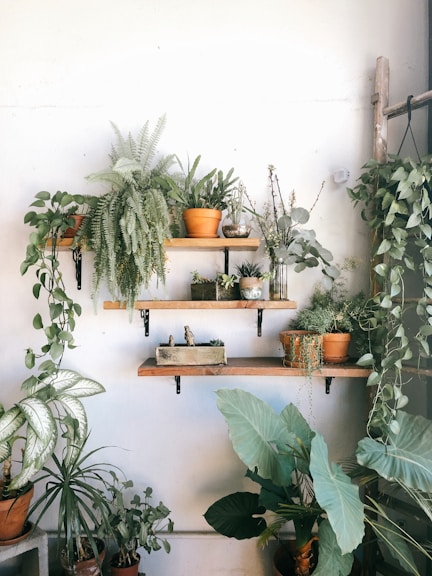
[137, 357, 371, 377]
[164, 238, 260, 250]
[104, 300, 297, 310]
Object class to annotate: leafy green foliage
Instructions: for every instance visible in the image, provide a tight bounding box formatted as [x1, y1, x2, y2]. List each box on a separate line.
[348, 155, 432, 438]
[235, 260, 263, 278]
[204, 389, 364, 575]
[164, 154, 237, 209]
[100, 473, 174, 567]
[80, 116, 176, 311]
[29, 438, 115, 568]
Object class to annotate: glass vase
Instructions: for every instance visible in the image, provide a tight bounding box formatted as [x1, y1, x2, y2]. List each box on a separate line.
[269, 257, 288, 300]
[221, 214, 251, 238]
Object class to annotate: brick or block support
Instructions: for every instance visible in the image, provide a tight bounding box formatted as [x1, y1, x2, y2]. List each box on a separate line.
[0, 526, 49, 576]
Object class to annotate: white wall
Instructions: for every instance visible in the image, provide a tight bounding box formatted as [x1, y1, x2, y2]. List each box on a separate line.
[0, 1, 429, 574]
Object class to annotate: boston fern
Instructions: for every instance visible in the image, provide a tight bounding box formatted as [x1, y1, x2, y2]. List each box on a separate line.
[79, 115, 176, 312]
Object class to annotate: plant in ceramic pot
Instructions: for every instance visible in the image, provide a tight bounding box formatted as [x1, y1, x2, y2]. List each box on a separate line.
[204, 388, 365, 576]
[0, 191, 105, 544]
[78, 115, 177, 313]
[29, 437, 114, 576]
[245, 165, 338, 300]
[165, 154, 238, 238]
[235, 260, 271, 300]
[100, 472, 174, 575]
[222, 181, 251, 238]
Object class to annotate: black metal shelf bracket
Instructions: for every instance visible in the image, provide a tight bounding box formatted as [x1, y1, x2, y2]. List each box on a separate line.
[140, 309, 150, 336]
[175, 375, 181, 394]
[72, 247, 82, 290]
[325, 376, 334, 394]
[257, 309, 263, 337]
[224, 247, 229, 275]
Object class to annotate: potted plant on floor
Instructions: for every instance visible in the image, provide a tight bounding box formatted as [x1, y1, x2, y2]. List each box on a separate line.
[0, 191, 105, 544]
[222, 181, 251, 238]
[100, 472, 174, 575]
[28, 436, 114, 576]
[204, 388, 364, 576]
[78, 115, 177, 313]
[164, 154, 238, 238]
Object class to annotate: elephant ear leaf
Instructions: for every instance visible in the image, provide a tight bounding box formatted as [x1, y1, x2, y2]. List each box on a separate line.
[216, 389, 294, 486]
[204, 492, 266, 539]
[356, 411, 432, 491]
[313, 520, 354, 576]
[310, 433, 364, 555]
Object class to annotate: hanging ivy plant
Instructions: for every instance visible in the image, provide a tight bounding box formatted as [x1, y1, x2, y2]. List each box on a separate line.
[348, 154, 432, 439]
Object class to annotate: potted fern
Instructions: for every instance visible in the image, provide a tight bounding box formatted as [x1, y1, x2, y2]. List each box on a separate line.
[78, 115, 177, 313]
[100, 473, 174, 575]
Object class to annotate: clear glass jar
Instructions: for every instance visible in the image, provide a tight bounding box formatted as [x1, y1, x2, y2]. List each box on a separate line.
[269, 257, 288, 300]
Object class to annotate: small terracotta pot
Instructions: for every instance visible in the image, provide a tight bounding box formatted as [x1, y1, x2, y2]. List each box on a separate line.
[279, 331, 322, 369]
[61, 538, 106, 576]
[110, 553, 140, 576]
[0, 483, 34, 542]
[322, 333, 351, 363]
[183, 208, 222, 238]
[64, 214, 86, 238]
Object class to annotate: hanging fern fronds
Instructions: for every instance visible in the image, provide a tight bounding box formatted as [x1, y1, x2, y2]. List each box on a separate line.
[79, 116, 176, 314]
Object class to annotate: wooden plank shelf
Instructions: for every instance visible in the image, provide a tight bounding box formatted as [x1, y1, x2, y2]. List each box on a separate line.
[137, 356, 371, 394]
[164, 238, 260, 250]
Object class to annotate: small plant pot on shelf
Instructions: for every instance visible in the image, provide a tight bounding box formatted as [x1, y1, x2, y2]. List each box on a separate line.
[0, 483, 34, 543]
[183, 208, 222, 238]
[239, 277, 263, 300]
[322, 333, 351, 364]
[191, 282, 240, 301]
[63, 214, 86, 238]
[279, 331, 322, 370]
[156, 344, 227, 366]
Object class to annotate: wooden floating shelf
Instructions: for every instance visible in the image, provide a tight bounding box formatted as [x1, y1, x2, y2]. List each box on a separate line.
[137, 357, 371, 394]
[103, 300, 296, 310]
[164, 238, 260, 250]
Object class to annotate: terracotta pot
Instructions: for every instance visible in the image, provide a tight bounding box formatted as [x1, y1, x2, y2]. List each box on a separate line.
[61, 538, 106, 576]
[272, 541, 362, 576]
[322, 333, 351, 363]
[279, 331, 322, 369]
[239, 277, 263, 300]
[0, 483, 34, 542]
[64, 214, 86, 238]
[110, 553, 140, 576]
[183, 208, 222, 238]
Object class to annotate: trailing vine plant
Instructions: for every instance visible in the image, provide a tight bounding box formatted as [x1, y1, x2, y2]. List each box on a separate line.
[348, 155, 432, 440]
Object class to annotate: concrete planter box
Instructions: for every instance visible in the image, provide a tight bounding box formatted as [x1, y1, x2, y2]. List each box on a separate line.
[191, 283, 240, 301]
[156, 344, 227, 366]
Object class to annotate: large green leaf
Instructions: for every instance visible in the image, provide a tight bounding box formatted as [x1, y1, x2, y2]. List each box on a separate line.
[17, 397, 56, 443]
[216, 389, 294, 486]
[0, 406, 26, 442]
[356, 411, 432, 491]
[313, 520, 354, 576]
[280, 403, 314, 473]
[204, 492, 266, 539]
[310, 434, 364, 554]
[51, 369, 105, 397]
